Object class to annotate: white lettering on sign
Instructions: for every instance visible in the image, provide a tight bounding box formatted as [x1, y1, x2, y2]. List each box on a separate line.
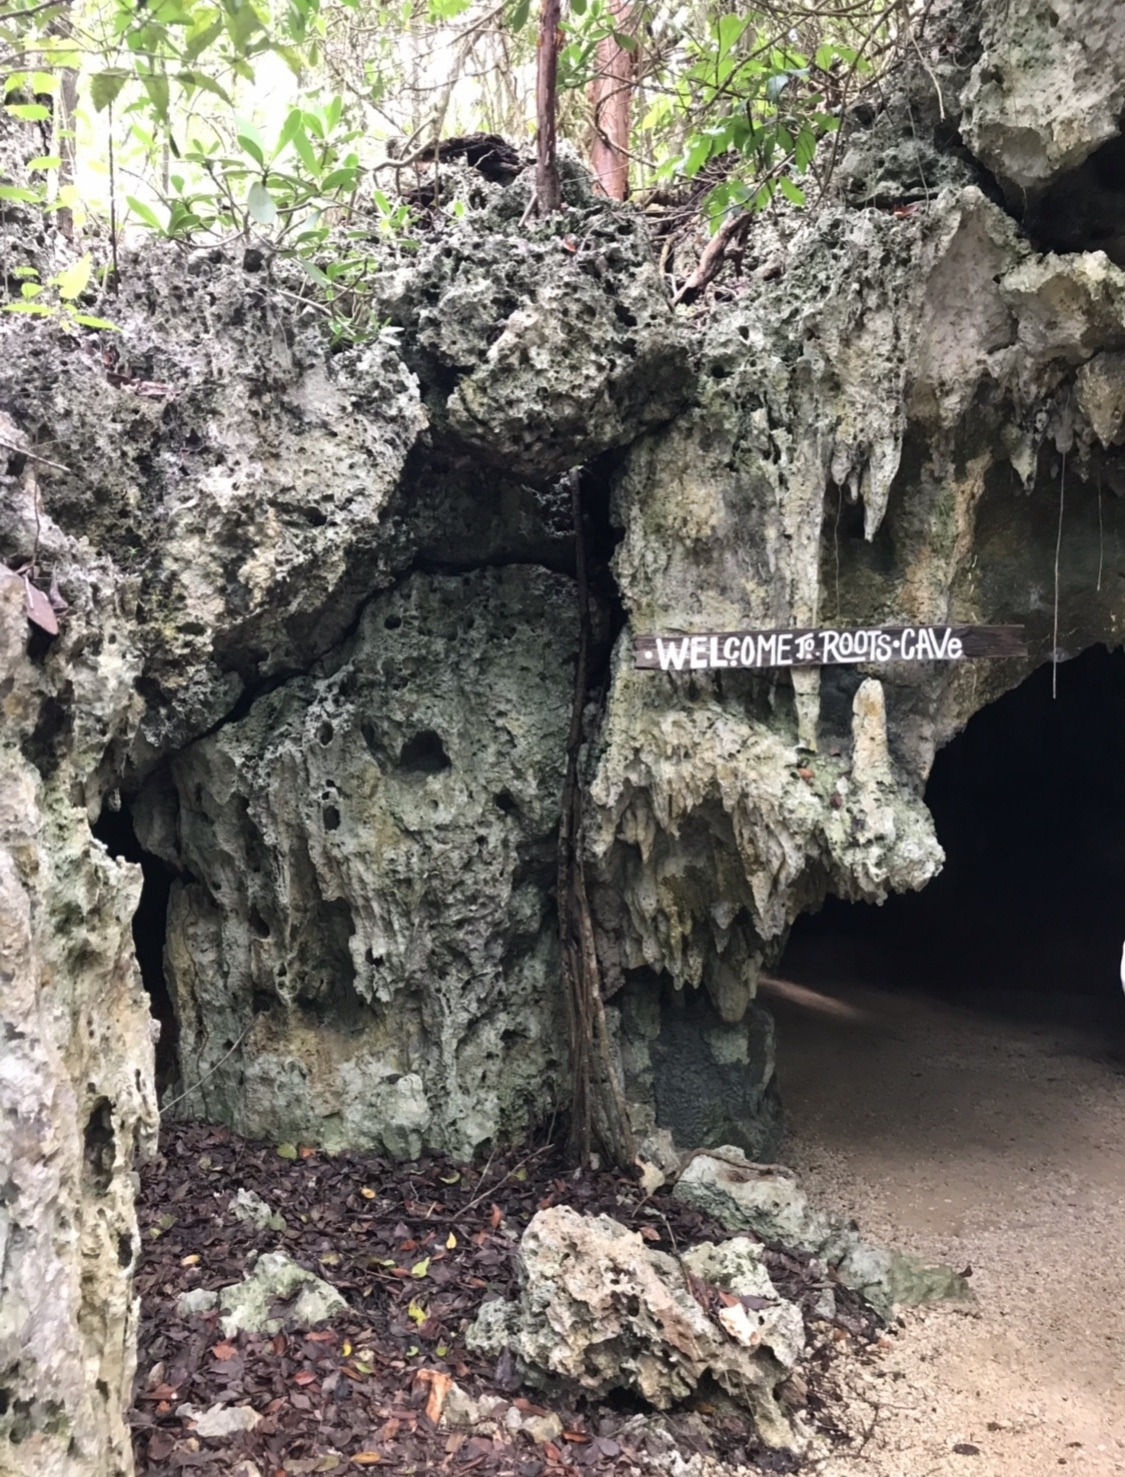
[656, 637, 690, 671]
[635, 625, 1024, 672]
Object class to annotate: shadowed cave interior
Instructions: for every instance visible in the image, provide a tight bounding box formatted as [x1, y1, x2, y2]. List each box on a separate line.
[779, 644, 1125, 1043]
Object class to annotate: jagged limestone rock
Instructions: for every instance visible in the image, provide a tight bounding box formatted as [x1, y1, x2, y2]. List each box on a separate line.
[0, 248, 426, 776]
[0, 545, 157, 1476]
[960, 0, 1125, 200]
[467, 1206, 804, 1451]
[375, 208, 692, 478]
[673, 1149, 971, 1319]
[680, 1239, 806, 1371]
[218, 1252, 346, 1336]
[136, 565, 576, 1159]
[229, 1188, 287, 1233]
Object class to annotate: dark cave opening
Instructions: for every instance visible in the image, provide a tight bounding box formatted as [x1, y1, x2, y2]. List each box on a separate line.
[91, 800, 179, 1089]
[1023, 132, 1125, 266]
[780, 644, 1125, 1033]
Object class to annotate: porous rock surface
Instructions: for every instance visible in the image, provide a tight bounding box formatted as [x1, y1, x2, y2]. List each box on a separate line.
[135, 565, 577, 1159]
[674, 1150, 971, 1319]
[5, 0, 1125, 1469]
[467, 1205, 804, 1451]
[0, 517, 157, 1475]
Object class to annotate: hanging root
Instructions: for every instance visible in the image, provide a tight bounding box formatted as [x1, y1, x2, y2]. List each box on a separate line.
[557, 469, 636, 1170]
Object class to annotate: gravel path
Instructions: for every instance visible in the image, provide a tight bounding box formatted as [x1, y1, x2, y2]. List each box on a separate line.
[760, 971, 1125, 1477]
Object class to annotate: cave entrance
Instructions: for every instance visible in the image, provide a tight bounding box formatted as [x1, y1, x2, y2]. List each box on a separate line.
[91, 799, 178, 1090]
[777, 644, 1125, 1032]
[763, 649, 1125, 1446]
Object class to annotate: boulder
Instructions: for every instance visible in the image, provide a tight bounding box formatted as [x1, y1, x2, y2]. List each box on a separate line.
[673, 1149, 971, 1318]
[218, 1252, 347, 1337]
[467, 1205, 804, 1451]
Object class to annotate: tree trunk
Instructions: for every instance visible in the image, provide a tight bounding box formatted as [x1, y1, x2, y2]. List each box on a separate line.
[589, 0, 633, 200]
[535, 0, 563, 214]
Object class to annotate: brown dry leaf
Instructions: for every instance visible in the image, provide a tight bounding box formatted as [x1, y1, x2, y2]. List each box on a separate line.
[210, 1341, 238, 1360]
[489, 1203, 502, 1229]
[292, 1369, 317, 1386]
[352, 1454, 381, 1466]
[23, 577, 58, 636]
[422, 1369, 452, 1425]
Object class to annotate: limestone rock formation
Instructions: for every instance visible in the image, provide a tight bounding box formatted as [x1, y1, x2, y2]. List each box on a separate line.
[4, 0, 1125, 1469]
[136, 566, 577, 1159]
[0, 522, 157, 1474]
[674, 1150, 971, 1318]
[467, 1205, 804, 1450]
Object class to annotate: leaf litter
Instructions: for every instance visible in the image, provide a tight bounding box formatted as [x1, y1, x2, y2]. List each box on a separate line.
[131, 1122, 888, 1476]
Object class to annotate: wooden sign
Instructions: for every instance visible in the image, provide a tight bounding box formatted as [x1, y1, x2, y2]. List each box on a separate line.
[634, 625, 1025, 672]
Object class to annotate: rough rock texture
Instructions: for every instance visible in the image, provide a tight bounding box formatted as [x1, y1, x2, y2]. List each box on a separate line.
[7, 1, 1125, 1467]
[960, 0, 1125, 201]
[216, 1252, 346, 1337]
[674, 1150, 971, 1318]
[136, 565, 577, 1159]
[467, 1206, 803, 1450]
[0, 524, 157, 1475]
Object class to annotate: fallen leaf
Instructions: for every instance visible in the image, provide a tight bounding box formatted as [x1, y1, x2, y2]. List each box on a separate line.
[411, 1257, 430, 1278]
[634, 1156, 665, 1195]
[489, 1204, 502, 1229]
[276, 1143, 298, 1160]
[180, 1254, 200, 1267]
[210, 1341, 237, 1360]
[407, 1299, 427, 1325]
[445, 1232, 457, 1249]
[420, 1368, 452, 1424]
[360, 1187, 377, 1200]
[293, 1369, 317, 1386]
[352, 1453, 381, 1465]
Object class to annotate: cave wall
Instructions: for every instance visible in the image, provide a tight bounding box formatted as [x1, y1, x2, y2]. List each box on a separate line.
[4, 0, 1125, 1467]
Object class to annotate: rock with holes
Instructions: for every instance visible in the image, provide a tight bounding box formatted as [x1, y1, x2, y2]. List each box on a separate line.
[0, 545, 157, 1476]
[960, 0, 1125, 216]
[218, 1252, 346, 1336]
[466, 1205, 805, 1451]
[673, 1150, 971, 1319]
[374, 199, 691, 480]
[135, 564, 577, 1159]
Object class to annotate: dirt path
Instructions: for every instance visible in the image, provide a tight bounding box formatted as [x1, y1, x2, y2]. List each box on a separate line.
[759, 971, 1125, 1477]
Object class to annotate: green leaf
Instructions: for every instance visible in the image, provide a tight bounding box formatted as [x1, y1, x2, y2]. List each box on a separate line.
[176, 70, 233, 104]
[247, 178, 277, 225]
[127, 195, 166, 232]
[30, 71, 59, 94]
[226, 2, 264, 50]
[272, 107, 304, 160]
[2, 302, 52, 316]
[71, 313, 121, 331]
[410, 1257, 430, 1278]
[184, 17, 223, 60]
[27, 155, 62, 170]
[276, 1142, 298, 1159]
[20, 282, 42, 298]
[291, 124, 318, 173]
[507, 0, 530, 30]
[142, 72, 170, 121]
[90, 69, 129, 112]
[406, 1298, 427, 1324]
[320, 165, 358, 192]
[778, 175, 805, 206]
[236, 117, 266, 165]
[55, 255, 92, 300]
[6, 103, 50, 121]
[0, 185, 41, 203]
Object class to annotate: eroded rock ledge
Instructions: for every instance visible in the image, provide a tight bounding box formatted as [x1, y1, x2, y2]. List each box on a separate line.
[4, 0, 1125, 1468]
